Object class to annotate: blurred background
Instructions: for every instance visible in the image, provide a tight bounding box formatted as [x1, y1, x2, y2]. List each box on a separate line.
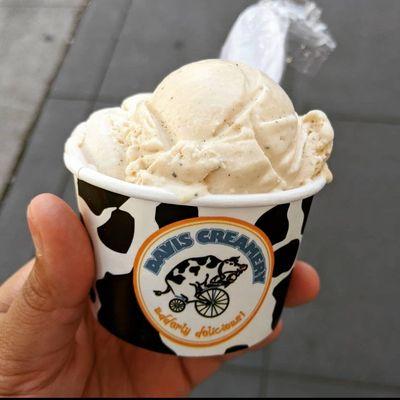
[0, 0, 399, 397]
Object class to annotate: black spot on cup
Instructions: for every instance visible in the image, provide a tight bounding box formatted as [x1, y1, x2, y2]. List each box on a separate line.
[96, 270, 176, 355]
[89, 287, 96, 303]
[271, 274, 292, 330]
[272, 239, 300, 278]
[97, 209, 135, 254]
[155, 203, 198, 228]
[255, 204, 290, 245]
[78, 180, 129, 216]
[301, 196, 314, 234]
[225, 345, 249, 354]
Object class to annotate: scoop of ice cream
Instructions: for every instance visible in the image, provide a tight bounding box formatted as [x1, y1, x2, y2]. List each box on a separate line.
[67, 94, 148, 180]
[67, 59, 334, 200]
[123, 59, 333, 196]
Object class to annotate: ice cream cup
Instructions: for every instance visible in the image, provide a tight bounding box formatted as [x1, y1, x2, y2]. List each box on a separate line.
[64, 151, 326, 357]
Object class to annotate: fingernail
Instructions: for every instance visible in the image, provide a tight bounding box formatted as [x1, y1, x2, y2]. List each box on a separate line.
[27, 204, 44, 258]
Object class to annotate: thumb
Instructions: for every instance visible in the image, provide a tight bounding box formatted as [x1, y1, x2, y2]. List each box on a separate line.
[1, 194, 94, 361]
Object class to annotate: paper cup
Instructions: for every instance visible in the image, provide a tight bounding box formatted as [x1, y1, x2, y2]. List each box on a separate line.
[64, 152, 325, 357]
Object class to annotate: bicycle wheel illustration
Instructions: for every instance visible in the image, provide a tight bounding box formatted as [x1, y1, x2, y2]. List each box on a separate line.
[195, 288, 230, 318]
[169, 298, 186, 313]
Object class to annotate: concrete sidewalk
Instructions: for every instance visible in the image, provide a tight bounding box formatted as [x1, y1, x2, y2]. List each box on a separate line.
[0, 0, 87, 198]
[0, 0, 399, 397]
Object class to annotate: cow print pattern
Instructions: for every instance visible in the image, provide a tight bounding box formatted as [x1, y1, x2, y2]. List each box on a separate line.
[301, 196, 313, 234]
[76, 178, 316, 355]
[272, 239, 300, 278]
[225, 345, 249, 354]
[155, 203, 198, 228]
[89, 287, 96, 303]
[78, 180, 135, 253]
[97, 209, 135, 254]
[78, 180, 129, 216]
[271, 274, 292, 330]
[253, 203, 298, 330]
[268, 196, 314, 330]
[255, 204, 290, 245]
[93, 202, 202, 355]
[96, 271, 176, 354]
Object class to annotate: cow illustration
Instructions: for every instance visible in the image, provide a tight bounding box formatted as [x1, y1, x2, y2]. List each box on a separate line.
[153, 255, 248, 318]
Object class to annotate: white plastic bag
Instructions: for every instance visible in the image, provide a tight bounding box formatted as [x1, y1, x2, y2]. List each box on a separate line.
[220, 0, 336, 83]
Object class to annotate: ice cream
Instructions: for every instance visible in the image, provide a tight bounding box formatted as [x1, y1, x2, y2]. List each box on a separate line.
[66, 59, 334, 200]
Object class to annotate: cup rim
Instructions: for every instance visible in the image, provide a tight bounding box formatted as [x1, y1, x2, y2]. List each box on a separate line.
[64, 152, 326, 208]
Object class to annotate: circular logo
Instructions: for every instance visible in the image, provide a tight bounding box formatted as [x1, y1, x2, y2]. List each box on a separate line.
[133, 217, 274, 347]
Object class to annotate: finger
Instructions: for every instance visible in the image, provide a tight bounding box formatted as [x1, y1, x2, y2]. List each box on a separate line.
[1, 194, 95, 361]
[284, 261, 320, 307]
[0, 261, 34, 313]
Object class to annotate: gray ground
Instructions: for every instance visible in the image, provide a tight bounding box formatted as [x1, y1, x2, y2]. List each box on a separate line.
[0, 0, 87, 197]
[0, 0, 399, 397]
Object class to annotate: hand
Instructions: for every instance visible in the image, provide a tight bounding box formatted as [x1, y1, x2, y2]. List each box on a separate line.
[0, 194, 320, 397]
